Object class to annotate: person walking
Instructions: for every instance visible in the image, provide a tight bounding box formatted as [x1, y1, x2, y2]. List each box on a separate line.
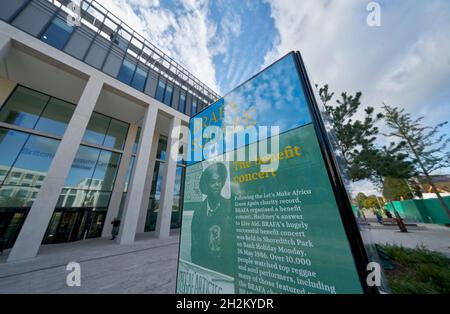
[111, 218, 120, 240]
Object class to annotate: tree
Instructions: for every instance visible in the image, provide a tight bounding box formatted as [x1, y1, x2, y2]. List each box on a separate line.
[317, 85, 383, 172]
[355, 192, 368, 209]
[316, 85, 416, 203]
[364, 195, 381, 210]
[382, 104, 450, 218]
[349, 142, 416, 187]
[383, 177, 415, 201]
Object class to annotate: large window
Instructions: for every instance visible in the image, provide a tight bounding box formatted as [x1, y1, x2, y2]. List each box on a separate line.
[171, 165, 185, 228]
[0, 86, 75, 137]
[155, 79, 174, 107]
[179, 94, 186, 114]
[41, 17, 74, 50]
[58, 145, 121, 209]
[0, 85, 130, 247]
[82, 112, 110, 146]
[0, 87, 49, 129]
[103, 119, 129, 150]
[117, 59, 137, 85]
[191, 99, 198, 115]
[1, 86, 129, 150]
[82, 112, 129, 150]
[0, 86, 74, 249]
[117, 156, 135, 220]
[157, 135, 168, 160]
[145, 161, 165, 232]
[163, 85, 173, 106]
[131, 67, 148, 92]
[155, 80, 166, 102]
[34, 98, 76, 137]
[144, 135, 186, 232]
[0, 86, 77, 208]
[0, 128, 59, 208]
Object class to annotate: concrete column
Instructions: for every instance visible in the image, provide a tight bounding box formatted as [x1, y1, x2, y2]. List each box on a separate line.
[7, 76, 103, 262]
[102, 124, 139, 238]
[136, 132, 160, 233]
[0, 78, 16, 107]
[155, 117, 181, 238]
[0, 33, 11, 79]
[0, 33, 11, 62]
[118, 105, 158, 244]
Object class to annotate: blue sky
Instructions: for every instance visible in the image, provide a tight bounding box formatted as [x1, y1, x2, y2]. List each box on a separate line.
[208, 1, 276, 95]
[96, 0, 277, 95]
[97, 0, 450, 195]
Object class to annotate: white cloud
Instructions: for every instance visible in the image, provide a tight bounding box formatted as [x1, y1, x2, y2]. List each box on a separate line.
[263, 0, 450, 194]
[263, 0, 450, 124]
[97, 0, 222, 93]
[221, 10, 242, 38]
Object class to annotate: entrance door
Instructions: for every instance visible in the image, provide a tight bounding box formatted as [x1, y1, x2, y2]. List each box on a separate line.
[84, 211, 106, 239]
[44, 209, 86, 244]
[43, 208, 106, 244]
[53, 211, 83, 243]
[0, 210, 27, 249]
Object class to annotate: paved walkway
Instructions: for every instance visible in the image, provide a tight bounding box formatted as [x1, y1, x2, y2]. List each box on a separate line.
[0, 224, 448, 293]
[368, 224, 450, 257]
[0, 231, 180, 294]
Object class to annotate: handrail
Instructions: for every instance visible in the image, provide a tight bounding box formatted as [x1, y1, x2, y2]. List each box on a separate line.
[11, 0, 221, 105]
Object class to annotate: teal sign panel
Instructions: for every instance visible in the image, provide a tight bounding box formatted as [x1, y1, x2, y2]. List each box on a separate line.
[177, 52, 365, 294]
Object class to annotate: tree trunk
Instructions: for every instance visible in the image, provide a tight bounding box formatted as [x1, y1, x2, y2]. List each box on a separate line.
[402, 135, 450, 219]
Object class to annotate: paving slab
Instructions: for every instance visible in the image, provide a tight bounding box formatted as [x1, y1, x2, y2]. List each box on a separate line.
[368, 224, 450, 257]
[0, 230, 180, 294]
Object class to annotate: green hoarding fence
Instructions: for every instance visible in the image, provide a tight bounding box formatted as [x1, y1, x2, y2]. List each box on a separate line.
[351, 204, 359, 215]
[385, 196, 450, 225]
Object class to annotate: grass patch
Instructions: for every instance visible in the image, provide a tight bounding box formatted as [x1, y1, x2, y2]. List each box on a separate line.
[379, 244, 450, 294]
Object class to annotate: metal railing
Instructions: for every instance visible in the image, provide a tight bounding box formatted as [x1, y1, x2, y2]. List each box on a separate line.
[3, 0, 220, 106]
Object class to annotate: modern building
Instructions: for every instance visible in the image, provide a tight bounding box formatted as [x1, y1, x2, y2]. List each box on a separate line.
[0, 0, 219, 261]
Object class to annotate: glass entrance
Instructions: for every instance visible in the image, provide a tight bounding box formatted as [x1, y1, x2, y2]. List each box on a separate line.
[43, 208, 106, 244]
[85, 210, 106, 239]
[0, 210, 27, 249]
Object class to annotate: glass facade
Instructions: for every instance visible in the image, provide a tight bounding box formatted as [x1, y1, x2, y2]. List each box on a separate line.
[1, 0, 215, 117]
[46, 132, 126, 244]
[145, 136, 185, 232]
[0, 129, 59, 208]
[163, 85, 173, 106]
[191, 100, 198, 115]
[0, 86, 75, 248]
[0, 84, 186, 248]
[154, 79, 174, 107]
[103, 119, 129, 150]
[155, 80, 166, 103]
[131, 67, 148, 92]
[0, 85, 131, 247]
[0, 86, 49, 129]
[117, 133, 186, 233]
[41, 17, 74, 50]
[117, 59, 137, 85]
[82, 112, 129, 150]
[45, 145, 123, 244]
[35, 98, 76, 137]
[179, 94, 186, 114]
